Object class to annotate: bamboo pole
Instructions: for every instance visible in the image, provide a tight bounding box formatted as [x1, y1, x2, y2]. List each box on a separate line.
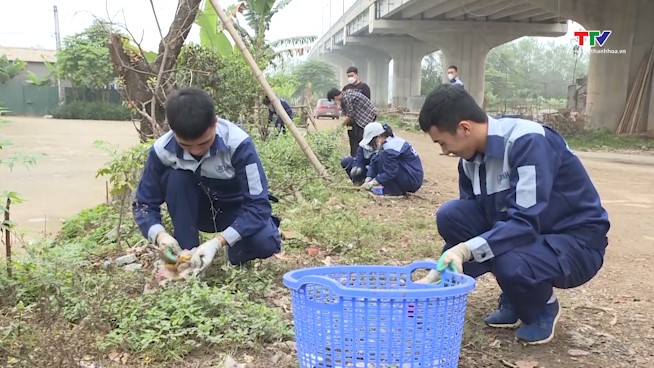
[208, 0, 329, 179]
[632, 45, 654, 133]
[4, 198, 11, 277]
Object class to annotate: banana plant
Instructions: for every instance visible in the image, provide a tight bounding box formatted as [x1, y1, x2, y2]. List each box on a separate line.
[193, 0, 316, 64]
[0, 55, 26, 84]
[195, 0, 234, 56]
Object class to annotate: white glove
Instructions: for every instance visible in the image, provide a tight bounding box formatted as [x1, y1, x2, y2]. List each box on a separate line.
[360, 178, 379, 191]
[188, 238, 223, 273]
[438, 242, 473, 274]
[156, 231, 182, 255]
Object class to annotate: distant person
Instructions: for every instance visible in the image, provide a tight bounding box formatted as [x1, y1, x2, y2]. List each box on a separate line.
[359, 122, 424, 196]
[327, 87, 377, 157]
[447, 65, 464, 89]
[344, 66, 371, 100]
[133, 87, 282, 272]
[417, 83, 610, 345]
[263, 96, 293, 134]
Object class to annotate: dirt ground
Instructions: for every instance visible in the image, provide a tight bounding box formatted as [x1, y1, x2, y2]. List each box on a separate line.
[2, 116, 654, 367]
[0, 116, 139, 243]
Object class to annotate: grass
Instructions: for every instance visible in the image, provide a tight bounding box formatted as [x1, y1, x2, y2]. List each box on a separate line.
[564, 129, 654, 151]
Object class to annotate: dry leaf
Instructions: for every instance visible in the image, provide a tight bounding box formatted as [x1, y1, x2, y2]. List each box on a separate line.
[224, 356, 238, 368]
[515, 361, 539, 368]
[568, 348, 591, 357]
[306, 247, 319, 256]
[281, 230, 298, 240]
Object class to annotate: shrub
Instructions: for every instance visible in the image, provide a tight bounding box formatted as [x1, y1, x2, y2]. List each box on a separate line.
[51, 101, 133, 121]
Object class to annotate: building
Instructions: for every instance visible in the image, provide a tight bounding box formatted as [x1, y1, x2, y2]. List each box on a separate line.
[0, 46, 61, 115]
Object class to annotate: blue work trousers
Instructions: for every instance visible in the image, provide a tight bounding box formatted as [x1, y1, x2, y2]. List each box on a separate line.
[369, 161, 421, 196]
[340, 156, 366, 185]
[162, 168, 281, 266]
[436, 199, 606, 324]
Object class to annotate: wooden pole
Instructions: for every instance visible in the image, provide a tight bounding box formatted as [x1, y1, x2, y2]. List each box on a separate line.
[4, 197, 11, 277]
[208, 0, 329, 179]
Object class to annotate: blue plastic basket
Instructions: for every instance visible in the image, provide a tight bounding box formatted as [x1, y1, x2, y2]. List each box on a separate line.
[282, 261, 476, 368]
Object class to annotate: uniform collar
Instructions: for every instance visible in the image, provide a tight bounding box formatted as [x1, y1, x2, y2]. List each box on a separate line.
[165, 130, 228, 161]
[484, 116, 505, 159]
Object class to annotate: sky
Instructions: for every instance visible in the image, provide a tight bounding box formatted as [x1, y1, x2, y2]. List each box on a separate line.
[0, 0, 361, 51]
[0, 0, 590, 52]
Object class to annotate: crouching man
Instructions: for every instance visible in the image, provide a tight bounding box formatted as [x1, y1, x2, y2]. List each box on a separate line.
[418, 84, 610, 345]
[132, 87, 281, 273]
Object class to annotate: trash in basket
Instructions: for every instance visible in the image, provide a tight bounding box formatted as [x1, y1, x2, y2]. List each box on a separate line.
[282, 261, 476, 368]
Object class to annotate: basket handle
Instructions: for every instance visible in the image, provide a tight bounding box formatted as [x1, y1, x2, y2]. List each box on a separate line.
[294, 275, 346, 308]
[404, 260, 440, 273]
[295, 275, 346, 292]
[405, 260, 460, 285]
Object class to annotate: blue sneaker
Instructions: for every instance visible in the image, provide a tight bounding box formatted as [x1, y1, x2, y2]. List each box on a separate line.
[515, 299, 561, 345]
[484, 293, 521, 329]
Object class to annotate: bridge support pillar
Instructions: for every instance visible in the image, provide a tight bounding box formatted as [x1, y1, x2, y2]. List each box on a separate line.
[389, 43, 426, 108]
[368, 58, 390, 107]
[322, 53, 354, 89]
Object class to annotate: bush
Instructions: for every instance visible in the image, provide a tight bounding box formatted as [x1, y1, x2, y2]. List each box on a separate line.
[51, 101, 133, 121]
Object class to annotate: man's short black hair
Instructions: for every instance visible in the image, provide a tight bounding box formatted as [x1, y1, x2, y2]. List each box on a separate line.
[327, 88, 342, 101]
[165, 87, 216, 140]
[418, 83, 487, 134]
[346, 66, 358, 74]
[448, 65, 458, 71]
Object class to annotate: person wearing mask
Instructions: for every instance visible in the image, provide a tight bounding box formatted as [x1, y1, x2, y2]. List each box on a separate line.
[447, 65, 465, 89]
[263, 96, 293, 134]
[344, 66, 371, 100]
[416, 83, 610, 345]
[359, 122, 424, 196]
[327, 87, 377, 157]
[341, 145, 376, 186]
[133, 87, 282, 273]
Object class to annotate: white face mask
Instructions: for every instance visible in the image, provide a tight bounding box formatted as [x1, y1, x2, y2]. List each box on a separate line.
[447, 73, 455, 80]
[347, 77, 356, 84]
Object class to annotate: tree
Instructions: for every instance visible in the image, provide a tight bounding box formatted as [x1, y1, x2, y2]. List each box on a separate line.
[176, 44, 261, 124]
[421, 52, 442, 95]
[484, 37, 589, 112]
[231, 0, 316, 64]
[0, 55, 26, 84]
[56, 20, 117, 99]
[108, 0, 203, 141]
[291, 59, 338, 99]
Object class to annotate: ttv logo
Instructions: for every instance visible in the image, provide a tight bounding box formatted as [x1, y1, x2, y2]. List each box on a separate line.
[497, 171, 510, 183]
[574, 30, 612, 47]
[215, 164, 226, 172]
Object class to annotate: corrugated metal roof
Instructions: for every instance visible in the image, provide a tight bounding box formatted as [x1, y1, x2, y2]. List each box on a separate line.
[0, 46, 57, 63]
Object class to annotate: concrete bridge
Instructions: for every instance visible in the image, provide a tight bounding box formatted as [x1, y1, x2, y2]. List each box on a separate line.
[309, 0, 654, 133]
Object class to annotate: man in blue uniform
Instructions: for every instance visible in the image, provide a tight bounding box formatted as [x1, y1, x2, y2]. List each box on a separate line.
[417, 84, 610, 345]
[263, 95, 293, 134]
[133, 87, 282, 271]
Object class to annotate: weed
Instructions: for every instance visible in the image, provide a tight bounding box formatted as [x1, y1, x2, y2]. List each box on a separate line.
[564, 129, 654, 151]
